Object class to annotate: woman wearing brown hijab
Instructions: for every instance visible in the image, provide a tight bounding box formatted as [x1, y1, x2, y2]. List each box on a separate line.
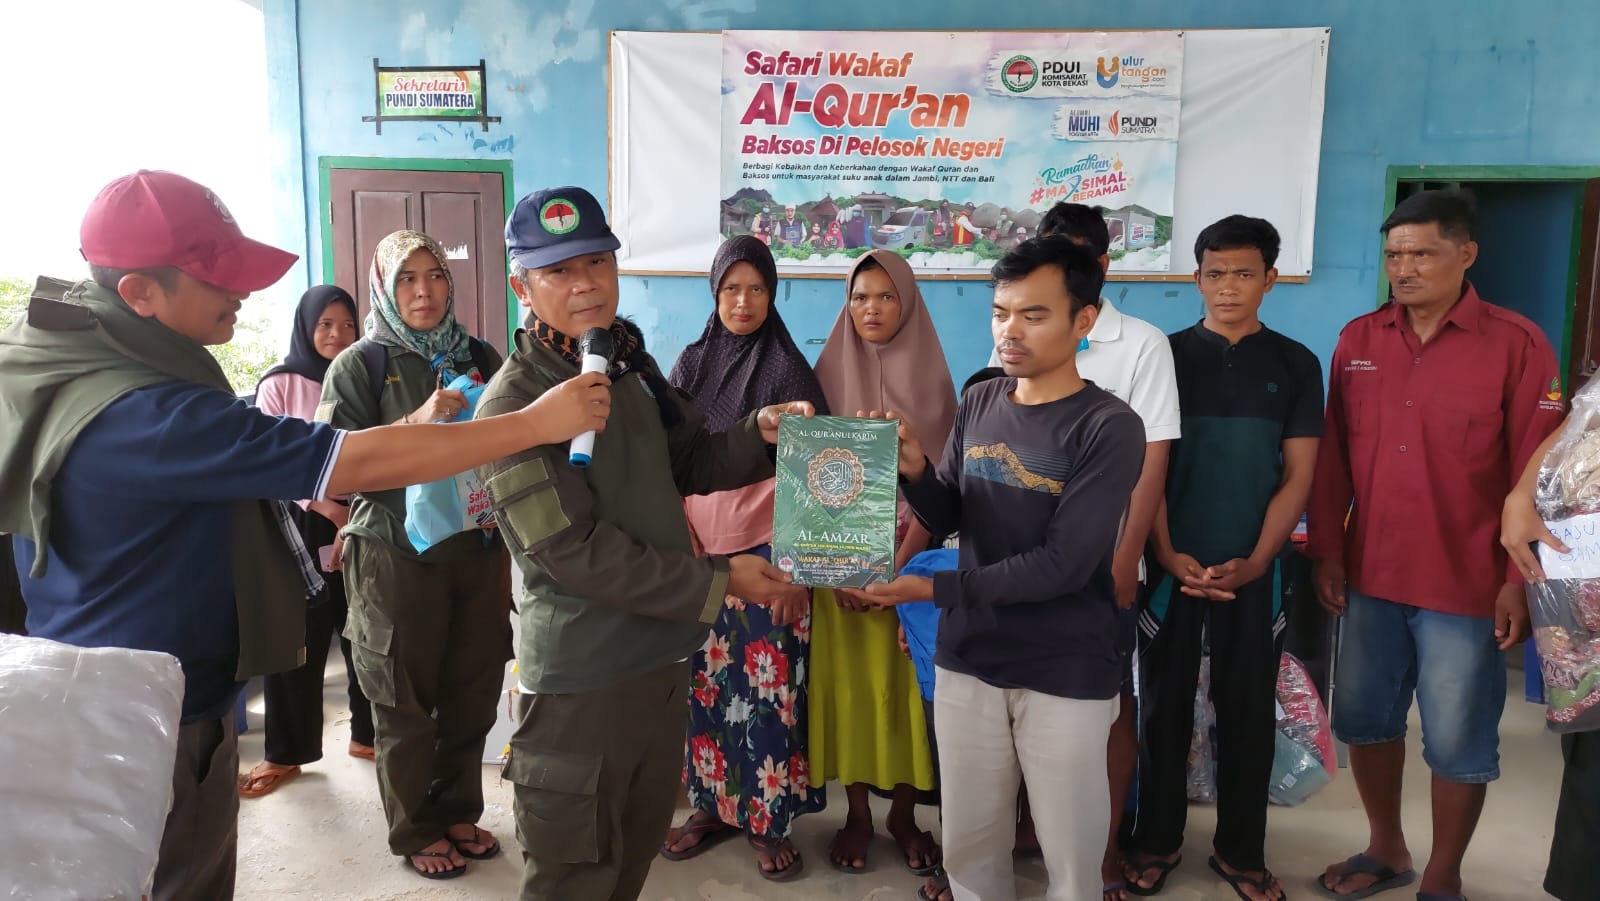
[809, 250, 957, 876]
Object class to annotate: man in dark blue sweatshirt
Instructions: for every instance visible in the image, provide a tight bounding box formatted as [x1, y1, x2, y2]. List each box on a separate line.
[850, 236, 1145, 900]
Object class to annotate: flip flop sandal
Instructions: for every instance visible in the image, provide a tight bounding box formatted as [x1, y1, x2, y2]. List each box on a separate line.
[899, 829, 943, 877]
[348, 742, 376, 760]
[1125, 853, 1183, 896]
[1210, 855, 1286, 901]
[829, 823, 873, 874]
[404, 849, 466, 880]
[1314, 853, 1416, 900]
[237, 764, 300, 799]
[747, 834, 805, 882]
[1416, 894, 1468, 901]
[450, 825, 501, 861]
[915, 869, 952, 901]
[659, 815, 739, 862]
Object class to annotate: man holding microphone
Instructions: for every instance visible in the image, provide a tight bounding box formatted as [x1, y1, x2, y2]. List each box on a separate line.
[475, 186, 813, 900]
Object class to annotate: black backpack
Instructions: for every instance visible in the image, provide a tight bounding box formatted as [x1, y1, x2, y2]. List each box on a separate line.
[355, 336, 498, 405]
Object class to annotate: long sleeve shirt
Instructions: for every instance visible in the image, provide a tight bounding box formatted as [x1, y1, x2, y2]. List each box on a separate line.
[1306, 285, 1564, 617]
[474, 332, 775, 694]
[901, 378, 1144, 700]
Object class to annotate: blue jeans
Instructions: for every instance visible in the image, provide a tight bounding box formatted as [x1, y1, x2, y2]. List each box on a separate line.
[1332, 589, 1505, 783]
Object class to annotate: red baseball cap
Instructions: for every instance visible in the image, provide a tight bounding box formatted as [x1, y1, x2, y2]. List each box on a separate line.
[79, 170, 297, 293]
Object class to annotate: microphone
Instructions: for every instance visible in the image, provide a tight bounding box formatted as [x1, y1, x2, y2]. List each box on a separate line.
[568, 327, 613, 468]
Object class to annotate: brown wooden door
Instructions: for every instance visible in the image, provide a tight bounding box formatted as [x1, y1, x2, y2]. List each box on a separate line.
[1568, 179, 1600, 391]
[328, 167, 509, 351]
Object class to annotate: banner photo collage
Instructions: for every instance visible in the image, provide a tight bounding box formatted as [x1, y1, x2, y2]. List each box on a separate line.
[720, 30, 1185, 273]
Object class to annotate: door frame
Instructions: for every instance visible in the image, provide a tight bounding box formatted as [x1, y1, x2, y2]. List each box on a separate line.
[1382, 165, 1600, 388]
[318, 155, 518, 349]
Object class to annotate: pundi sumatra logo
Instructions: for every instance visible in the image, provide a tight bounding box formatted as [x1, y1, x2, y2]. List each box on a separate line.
[539, 198, 580, 235]
[1548, 377, 1563, 402]
[807, 448, 866, 509]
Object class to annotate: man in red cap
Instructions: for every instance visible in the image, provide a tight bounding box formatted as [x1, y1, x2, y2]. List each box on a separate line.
[0, 171, 614, 899]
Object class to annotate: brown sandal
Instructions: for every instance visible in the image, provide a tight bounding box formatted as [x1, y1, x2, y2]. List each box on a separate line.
[660, 812, 738, 861]
[348, 741, 375, 760]
[748, 833, 805, 882]
[237, 763, 300, 799]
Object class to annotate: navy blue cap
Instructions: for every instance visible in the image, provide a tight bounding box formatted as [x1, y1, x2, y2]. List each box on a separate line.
[505, 186, 620, 269]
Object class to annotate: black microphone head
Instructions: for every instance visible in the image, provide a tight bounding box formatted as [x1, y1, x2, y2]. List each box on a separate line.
[579, 327, 613, 358]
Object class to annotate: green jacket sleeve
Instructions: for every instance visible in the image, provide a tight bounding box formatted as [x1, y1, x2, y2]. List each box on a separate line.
[315, 345, 382, 430]
[475, 389, 728, 625]
[662, 381, 776, 498]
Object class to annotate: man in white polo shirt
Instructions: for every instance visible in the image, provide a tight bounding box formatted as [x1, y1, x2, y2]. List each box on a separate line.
[987, 202, 1180, 896]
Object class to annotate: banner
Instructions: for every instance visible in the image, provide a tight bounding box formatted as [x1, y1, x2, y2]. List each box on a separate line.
[362, 60, 500, 134]
[378, 69, 485, 118]
[720, 30, 1184, 273]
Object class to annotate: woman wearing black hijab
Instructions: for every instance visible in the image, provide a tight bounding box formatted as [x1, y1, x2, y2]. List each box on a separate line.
[659, 237, 829, 881]
[238, 285, 374, 798]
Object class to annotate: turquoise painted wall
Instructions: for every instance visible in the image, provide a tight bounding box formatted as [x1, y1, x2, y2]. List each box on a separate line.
[266, 0, 1600, 381]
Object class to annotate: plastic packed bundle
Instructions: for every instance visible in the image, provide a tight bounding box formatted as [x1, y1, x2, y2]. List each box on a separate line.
[1269, 653, 1336, 806]
[0, 634, 184, 900]
[1185, 655, 1218, 803]
[1528, 376, 1600, 733]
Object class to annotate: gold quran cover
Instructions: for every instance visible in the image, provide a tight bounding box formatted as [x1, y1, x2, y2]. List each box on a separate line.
[772, 415, 899, 588]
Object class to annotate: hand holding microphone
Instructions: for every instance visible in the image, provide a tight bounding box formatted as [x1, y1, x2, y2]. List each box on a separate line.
[569, 328, 614, 467]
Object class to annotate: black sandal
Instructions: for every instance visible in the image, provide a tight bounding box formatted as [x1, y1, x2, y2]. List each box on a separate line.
[450, 824, 501, 861]
[660, 813, 739, 862]
[748, 833, 805, 882]
[404, 849, 466, 880]
[1125, 853, 1182, 896]
[1209, 855, 1285, 900]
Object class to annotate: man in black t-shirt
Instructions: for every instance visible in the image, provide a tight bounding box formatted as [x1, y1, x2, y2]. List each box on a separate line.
[850, 236, 1145, 900]
[1123, 216, 1323, 901]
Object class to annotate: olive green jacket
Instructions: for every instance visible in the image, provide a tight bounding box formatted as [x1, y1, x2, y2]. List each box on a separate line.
[474, 330, 774, 693]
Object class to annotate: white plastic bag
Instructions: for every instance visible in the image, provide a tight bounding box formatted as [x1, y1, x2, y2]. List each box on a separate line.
[0, 634, 184, 900]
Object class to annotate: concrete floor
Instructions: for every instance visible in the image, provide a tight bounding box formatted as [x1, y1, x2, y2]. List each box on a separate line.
[236, 656, 1563, 900]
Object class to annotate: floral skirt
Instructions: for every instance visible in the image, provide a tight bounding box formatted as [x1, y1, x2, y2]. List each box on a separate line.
[683, 546, 825, 838]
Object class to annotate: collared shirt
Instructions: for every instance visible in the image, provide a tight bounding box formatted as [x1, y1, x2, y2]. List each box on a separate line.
[1306, 284, 1563, 617]
[13, 383, 343, 722]
[1165, 322, 1324, 568]
[990, 297, 1181, 442]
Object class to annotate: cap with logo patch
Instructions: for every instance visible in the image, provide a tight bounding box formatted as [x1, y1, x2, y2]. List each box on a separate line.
[79, 170, 297, 293]
[505, 186, 620, 270]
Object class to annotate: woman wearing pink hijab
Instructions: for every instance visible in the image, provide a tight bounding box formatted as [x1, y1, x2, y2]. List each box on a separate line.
[810, 249, 957, 876]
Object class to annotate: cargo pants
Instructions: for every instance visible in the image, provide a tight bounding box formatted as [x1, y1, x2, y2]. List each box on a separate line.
[343, 533, 513, 855]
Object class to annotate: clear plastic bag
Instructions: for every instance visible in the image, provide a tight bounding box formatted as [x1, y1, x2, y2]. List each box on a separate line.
[0, 634, 184, 899]
[1529, 378, 1600, 733]
[1270, 652, 1336, 806]
[1185, 655, 1218, 803]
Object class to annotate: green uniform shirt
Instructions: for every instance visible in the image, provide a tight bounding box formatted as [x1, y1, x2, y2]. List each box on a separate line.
[474, 331, 775, 694]
[316, 340, 504, 558]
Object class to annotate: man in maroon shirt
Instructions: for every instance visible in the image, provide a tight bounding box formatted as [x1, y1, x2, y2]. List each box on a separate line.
[1307, 190, 1564, 900]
